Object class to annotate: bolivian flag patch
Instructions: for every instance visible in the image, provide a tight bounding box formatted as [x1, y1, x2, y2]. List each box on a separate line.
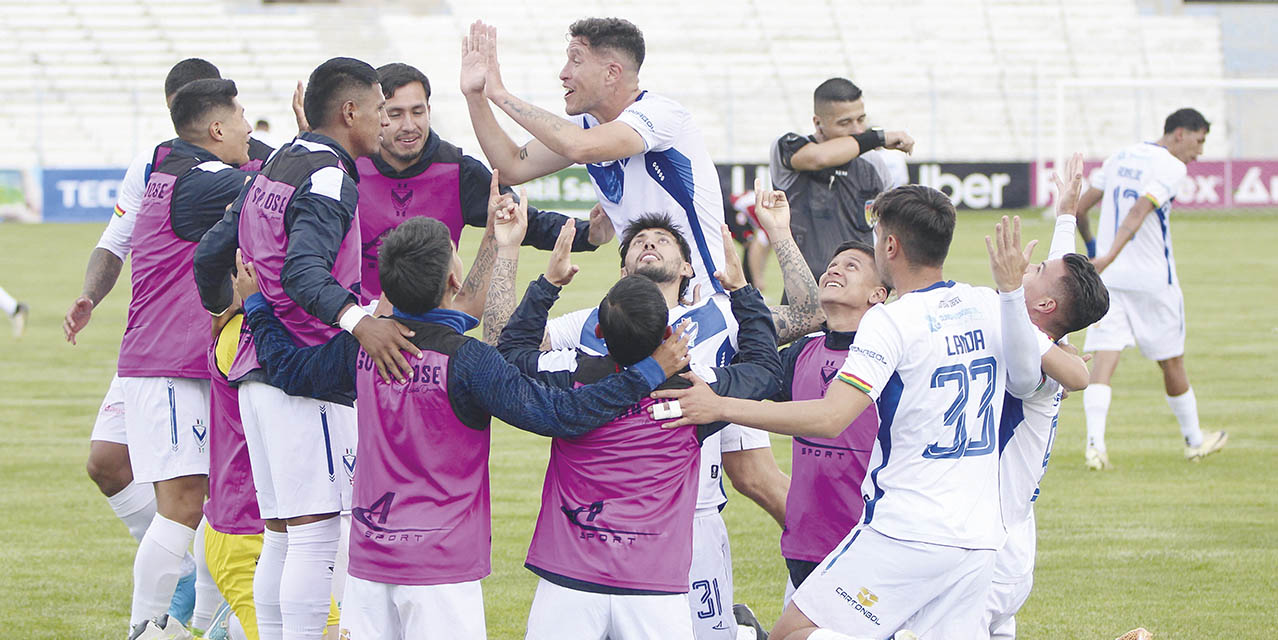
[838, 372, 873, 394]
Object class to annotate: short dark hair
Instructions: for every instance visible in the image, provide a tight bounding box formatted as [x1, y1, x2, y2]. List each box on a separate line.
[169, 79, 238, 137]
[255, 119, 270, 129]
[569, 18, 645, 69]
[378, 217, 454, 314]
[164, 58, 221, 99]
[814, 77, 862, 107]
[873, 185, 955, 268]
[1051, 253, 1110, 337]
[618, 212, 693, 299]
[304, 57, 380, 129]
[377, 62, 431, 101]
[598, 275, 669, 367]
[1164, 108, 1210, 135]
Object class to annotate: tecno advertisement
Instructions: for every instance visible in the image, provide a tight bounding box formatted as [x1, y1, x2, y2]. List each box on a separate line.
[41, 167, 127, 222]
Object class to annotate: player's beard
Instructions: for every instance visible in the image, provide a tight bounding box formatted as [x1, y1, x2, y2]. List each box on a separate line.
[631, 264, 679, 287]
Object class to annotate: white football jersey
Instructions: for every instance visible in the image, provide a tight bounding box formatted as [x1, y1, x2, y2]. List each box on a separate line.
[837, 281, 1008, 550]
[546, 294, 769, 513]
[1092, 142, 1186, 291]
[95, 148, 151, 260]
[994, 371, 1062, 581]
[580, 91, 727, 295]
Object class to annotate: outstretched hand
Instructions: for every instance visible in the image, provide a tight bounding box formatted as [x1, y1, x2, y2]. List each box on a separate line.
[752, 177, 791, 234]
[546, 219, 580, 286]
[460, 21, 488, 97]
[1052, 152, 1085, 217]
[648, 371, 724, 428]
[473, 21, 507, 100]
[985, 215, 1037, 293]
[587, 203, 614, 247]
[713, 224, 748, 291]
[490, 170, 528, 248]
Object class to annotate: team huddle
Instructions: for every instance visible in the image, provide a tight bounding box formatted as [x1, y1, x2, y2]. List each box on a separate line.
[60, 15, 1224, 640]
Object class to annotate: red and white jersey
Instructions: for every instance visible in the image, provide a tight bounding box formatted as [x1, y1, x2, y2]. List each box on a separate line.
[836, 281, 1008, 550]
[1092, 142, 1186, 291]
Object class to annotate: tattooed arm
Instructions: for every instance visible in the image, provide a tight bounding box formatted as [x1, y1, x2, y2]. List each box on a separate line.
[481, 184, 529, 344]
[769, 235, 824, 344]
[750, 179, 824, 344]
[482, 248, 520, 344]
[456, 171, 507, 320]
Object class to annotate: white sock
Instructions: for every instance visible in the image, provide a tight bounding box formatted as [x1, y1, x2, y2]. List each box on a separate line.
[130, 515, 196, 627]
[255, 528, 288, 640]
[331, 513, 350, 607]
[1083, 384, 1112, 452]
[280, 518, 340, 640]
[106, 481, 156, 543]
[736, 625, 759, 640]
[0, 285, 16, 316]
[192, 516, 225, 632]
[1167, 387, 1203, 447]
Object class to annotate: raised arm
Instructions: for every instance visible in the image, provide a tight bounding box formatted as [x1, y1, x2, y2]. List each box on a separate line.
[461, 22, 573, 184]
[753, 179, 825, 343]
[457, 156, 602, 251]
[704, 230, 782, 401]
[457, 171, 515, 322]
[480, 182, 531, 344]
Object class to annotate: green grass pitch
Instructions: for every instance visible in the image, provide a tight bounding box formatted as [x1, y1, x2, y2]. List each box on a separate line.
[0, 210, 1275, 639]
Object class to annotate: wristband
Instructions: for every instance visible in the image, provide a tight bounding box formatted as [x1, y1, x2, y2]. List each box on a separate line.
[338, 305, 371, 333]
[853, 129, 886, 153]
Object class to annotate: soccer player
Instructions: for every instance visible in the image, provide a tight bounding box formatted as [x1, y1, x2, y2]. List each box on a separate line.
[0, 285, 27, 337]
[233, 202, 691, 640]
[118, 78, 255, 639]
[983, 155, 1110, 639]
[192, 57, 407, 640]
[349, 62, 615, 307]
[1074, 108, 1226, 469]
[770, 77, 914, 280]
[543, 179, 816, 638]
[497, 224, 781, 640]
[461, 17, 730, 295]
[651, 185, 1104, 639]
[774, 239, 888, 604]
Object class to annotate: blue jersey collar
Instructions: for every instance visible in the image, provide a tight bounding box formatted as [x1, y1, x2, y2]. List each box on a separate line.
[391, 307, 478, 334]
[912, 280, 956, 293]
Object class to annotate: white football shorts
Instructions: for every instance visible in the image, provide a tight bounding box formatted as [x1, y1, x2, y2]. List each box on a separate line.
[791, 525, 994, 640]
[689, 511, 734, 640]
[982, 574, 1032, 640]
[237, 381, 356, 520]
[524, 578, 695, 640]
[1084, 285, 1186, 361]
[120, 376, 211, 483]
[340, 575, 485, 640]
[90, 374, 128, 445]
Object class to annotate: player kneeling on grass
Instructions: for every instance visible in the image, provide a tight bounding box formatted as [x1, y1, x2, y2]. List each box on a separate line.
[233, 200, 690, 640]
[494, 225, 782, 640]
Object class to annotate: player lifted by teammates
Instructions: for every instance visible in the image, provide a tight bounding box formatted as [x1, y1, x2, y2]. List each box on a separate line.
[461, 17, 729, 296]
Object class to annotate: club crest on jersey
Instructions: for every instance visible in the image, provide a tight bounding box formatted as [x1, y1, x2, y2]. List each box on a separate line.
[821, 362, 839, 387]
[391, 184, 413, 217]
[343, 449, 356, 483]
[192, 420, 208, 453]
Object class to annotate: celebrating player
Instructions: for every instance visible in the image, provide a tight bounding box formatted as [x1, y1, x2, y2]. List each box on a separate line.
[770, 77, 914, 280]
[117, 77, 255, 639]
[496, 224, 781, 640]
[193, 57, 407, 640]
[651, 184, 1104, 639]
[234, 197, 691, 639]
[544, 180, 816, 638]
[462, 17, 730, 295]
[1074, 108, 1226, 470]
[773, 238, 888, 603]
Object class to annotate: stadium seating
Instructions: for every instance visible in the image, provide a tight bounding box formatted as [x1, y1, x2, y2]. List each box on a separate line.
[0, 0, 1226, 168]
